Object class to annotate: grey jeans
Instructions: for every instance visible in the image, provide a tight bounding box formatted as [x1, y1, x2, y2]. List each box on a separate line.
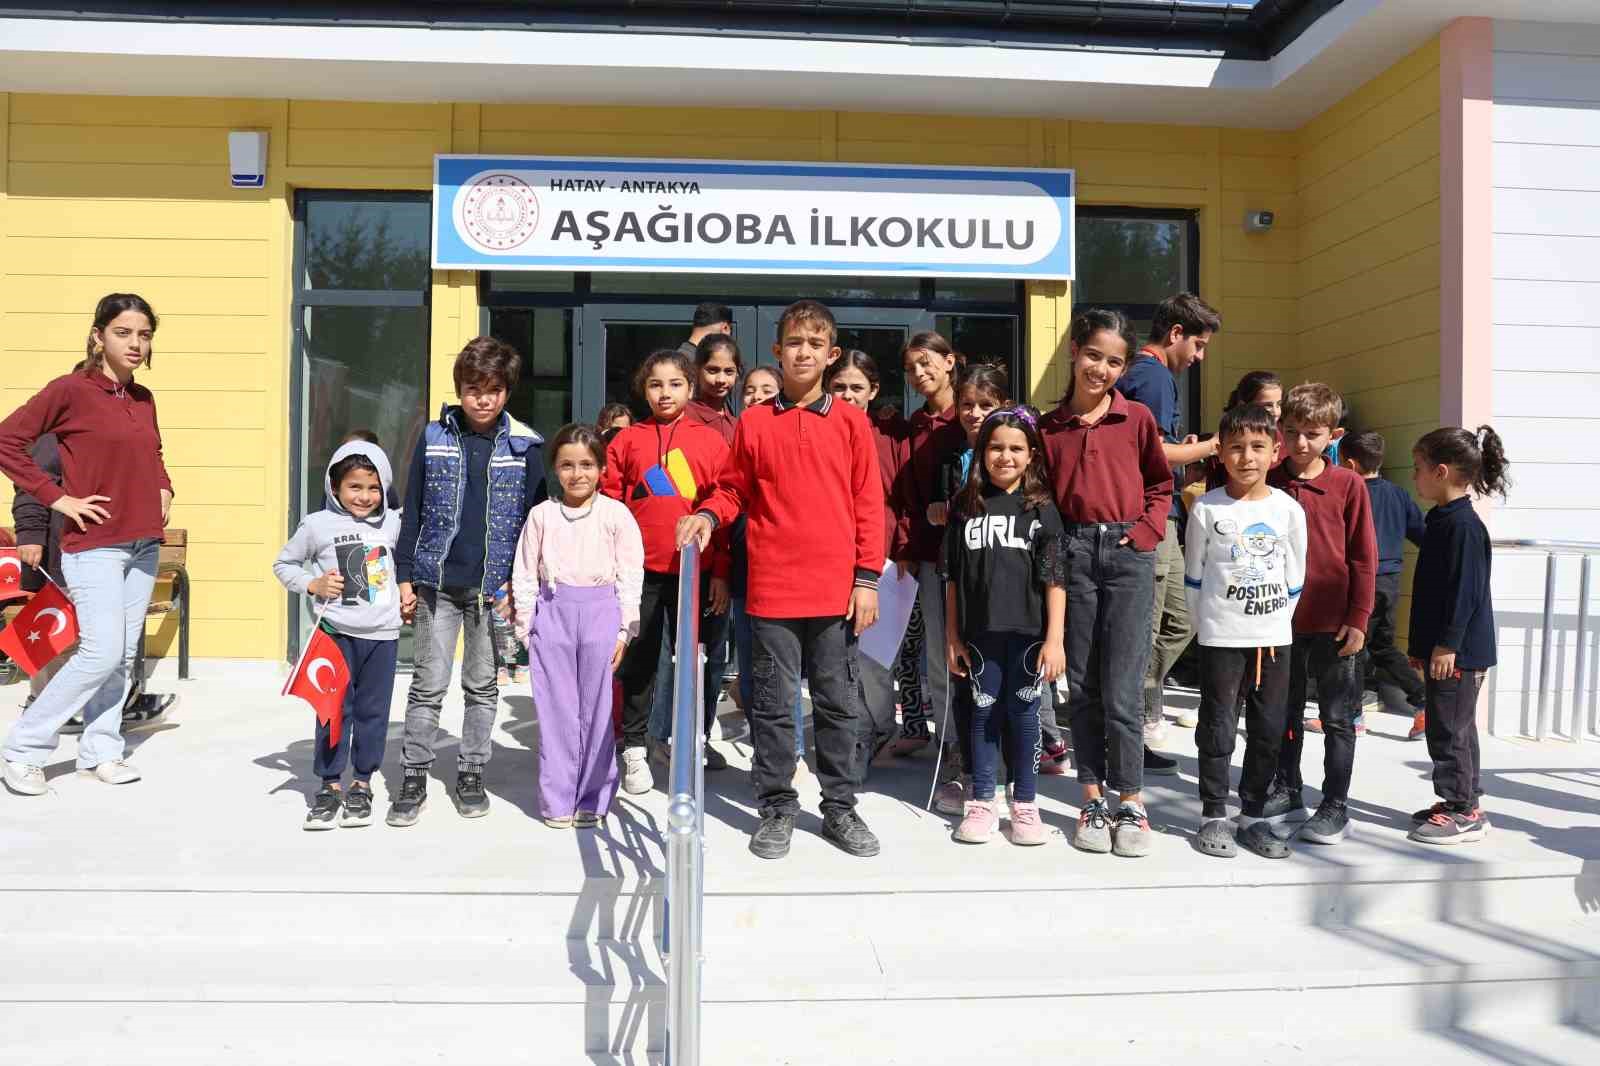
[402, 585, 499, 772]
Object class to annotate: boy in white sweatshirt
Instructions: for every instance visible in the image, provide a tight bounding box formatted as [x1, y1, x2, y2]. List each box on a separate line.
[1183, 404, 1306, 859]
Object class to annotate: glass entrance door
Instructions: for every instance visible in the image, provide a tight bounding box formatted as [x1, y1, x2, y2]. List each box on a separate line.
[578, 304, 759, 423]
[756, 306, 933, 417]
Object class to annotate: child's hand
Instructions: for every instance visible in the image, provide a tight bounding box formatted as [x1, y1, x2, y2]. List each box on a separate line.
[707, 577, 730, 615]
[1429, 646, 1458, 681]
[610, 637, 628, 672]
[160, 488, 173, 527]
[1037, 640, 1066, 684]
[309, 572, 344, 600]
[493, 585, 513, 621]
[399, 581, 417, 623]
[50, 493, 110, 532]
[17, 545, 42, 569]
[1336, 624, 1366, 657]
[898, 559, 919, 579]
[927, 502, 948, 526]
[947, 641, 972, 678]
[676, 514, 713, 552]
[846, 586, 878, 636]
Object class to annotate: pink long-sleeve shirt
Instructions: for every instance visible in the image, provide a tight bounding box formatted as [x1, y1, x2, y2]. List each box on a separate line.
[511, 495, 645, 643]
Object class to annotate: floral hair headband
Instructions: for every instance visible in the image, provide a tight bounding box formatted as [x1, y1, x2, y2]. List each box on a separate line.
[984, 405, 1038, 431]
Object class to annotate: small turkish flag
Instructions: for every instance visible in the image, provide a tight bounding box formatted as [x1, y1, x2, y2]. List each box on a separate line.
[0, 581, 79, 675]
[283, 626, 350, 749]
[0, 547, 27, 603]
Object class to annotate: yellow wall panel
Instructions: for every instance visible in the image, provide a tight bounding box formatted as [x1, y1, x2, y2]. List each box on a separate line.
[1072, 149, 1211, 191]
[1219, 154, 1297, 192]
[1299, 114, 1439, 223]
[483, 104, 827, 140]
[1298, 158, 1439, 261]
[2, 236, 269, 279]
[289, 100, 448, 131]
[4, 198, 272, 240]
[8, 161, 271, 201]
[1070, 122, 1219, 154]
[288, 127, 451, 169]
[1298, 201, 1438, 295]
[838, 112, 1030, 147]
[834, 140, 1031, 166]
[9, 124, 225, 165]
[2, 274, 267, 315]
[1298, 244, 1440, 333]
[479, 130, 820, 162]
[1298, 69, 1440, 187]
[9, 94, 279, 128]
[1296, 37, 1440, 149]
[1298, 289, 1439, 370]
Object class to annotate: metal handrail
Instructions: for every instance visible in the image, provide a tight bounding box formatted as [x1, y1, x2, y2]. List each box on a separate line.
[664, 540, 706, 1066]
[1493, 539, 1600, 742]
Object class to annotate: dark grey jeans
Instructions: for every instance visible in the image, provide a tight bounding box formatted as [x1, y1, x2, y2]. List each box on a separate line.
[1063, 522, 1156, 795]
[402, 585, 500, 772]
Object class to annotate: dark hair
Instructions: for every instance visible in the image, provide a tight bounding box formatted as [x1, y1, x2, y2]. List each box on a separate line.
[692, 302, 734, 329]
[1216, 404, 1280, 445]
[453, 335, 522, 393]
[776, 299, 837, 347]
[1414, 425, 1510, 500]
[695, 333, 744, 374]
[1226, 370, 1282, 411]
[956, 361, 1010, 410]
[825, 349, 881, 391]
[1150, 292, 1222, 342]
[1060, 307, 1132, 404]
[902, 330, 955, 365]
[595, 403, 632, 432]
[633, 347, 695, 404]
[1341, 430, 1386, 473]
[329, 453, 380, 493]
[86, 293, 158, 375]
[954, 406, 1052, 518]
[745, 365, 783, 393]
[549, 422, 607, 468]
[341, 428, 380, 446]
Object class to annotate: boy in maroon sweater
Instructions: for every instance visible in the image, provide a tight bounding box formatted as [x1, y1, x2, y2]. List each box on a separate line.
[678, 300, 885, 861]
[1264, 383, 1377, 846]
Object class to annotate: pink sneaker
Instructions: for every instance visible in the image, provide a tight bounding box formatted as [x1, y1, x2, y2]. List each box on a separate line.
[934, 775, 969, 815]
[1008, 801, 1047, 846]
[954, 800, 998, 843]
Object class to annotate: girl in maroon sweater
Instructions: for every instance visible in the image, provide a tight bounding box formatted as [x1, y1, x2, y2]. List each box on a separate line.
[603, 349, 732, 791]
[1039, 308, 1173, 859]
[0, 294, 172, 796]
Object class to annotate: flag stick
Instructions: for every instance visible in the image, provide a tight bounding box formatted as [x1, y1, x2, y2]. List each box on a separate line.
[282, 598, 332, 697]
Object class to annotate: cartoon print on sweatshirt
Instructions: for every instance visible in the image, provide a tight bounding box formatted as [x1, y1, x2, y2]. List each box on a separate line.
[1214, 516, 1290, 615]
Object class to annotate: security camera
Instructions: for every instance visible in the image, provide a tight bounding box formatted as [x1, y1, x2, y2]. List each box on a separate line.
[1244, 210, 1275, 232]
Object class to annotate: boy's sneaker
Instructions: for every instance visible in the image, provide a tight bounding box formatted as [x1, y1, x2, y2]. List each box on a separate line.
[1410, 807, 1486, 845]
[1408, 709, 1427, 741]
[1143, 746, 1178, 776]
[1073, 798, 1113, 854]
[453, 771, 490, 818]
[1142, 719, 1170, 746]
[385, 769, 428, 827]
[1008, 801, 1048, 846]
[341, 783, 373, 827]
[934, 774, 969, 816]
[1111, 802, 1153, 858]
[749, 812, 796, 859]
[822, 810, 880, 857]
[304, 785, 341, 831]
[1261, 784, 1306, 824]
[953, 800, 998, 844]
[1411, 801, 1449, 824]
[3, 759, 47, 796]
[124, 692, 177, 731]
[1300, 800, 1351, 845]
[1039, 739, 1071, 775]
[620, 746, 652, 795]
[78, 760, 141, 785]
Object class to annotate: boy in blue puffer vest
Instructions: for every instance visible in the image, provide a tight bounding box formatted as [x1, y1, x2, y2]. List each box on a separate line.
[389, 336, 546, 826]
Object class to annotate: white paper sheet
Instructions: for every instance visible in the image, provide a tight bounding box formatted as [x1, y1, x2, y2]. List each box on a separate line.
[859, 561, 919, 669]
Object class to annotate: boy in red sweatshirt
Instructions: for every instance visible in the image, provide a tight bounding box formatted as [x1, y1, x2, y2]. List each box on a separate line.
[1265, 383, 1376, 846]
[679, 300, 885, 861]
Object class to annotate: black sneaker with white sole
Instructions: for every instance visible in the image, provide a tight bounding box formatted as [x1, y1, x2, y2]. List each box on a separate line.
[341, 783, 373, 827]
[1299, 800, 1350, 845]
[453, 770, 490, 818]
[124, 692, 178, 731]
[386, 769, 428, 827]
[1261, 784, 1305, 822]
[304, 785, 341, 831]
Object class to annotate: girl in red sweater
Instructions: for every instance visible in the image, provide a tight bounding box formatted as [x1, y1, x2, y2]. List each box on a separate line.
[603, 349, 731, 794]
[1038, 308, 1173, 859]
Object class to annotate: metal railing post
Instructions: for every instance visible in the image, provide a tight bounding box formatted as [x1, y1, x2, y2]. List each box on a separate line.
[665, 541, 704, 1066]
[1578, 555, 1592, 744]
[1537, 552, 1557, 742]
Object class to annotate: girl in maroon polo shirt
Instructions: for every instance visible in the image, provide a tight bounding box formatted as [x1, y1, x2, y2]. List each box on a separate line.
[0, 293, 172, 795]
[1038, 308, 1173, 859]
[685, 334, 740, 446]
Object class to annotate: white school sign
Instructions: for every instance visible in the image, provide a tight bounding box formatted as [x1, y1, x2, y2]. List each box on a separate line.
[432, 155, 1074, 280]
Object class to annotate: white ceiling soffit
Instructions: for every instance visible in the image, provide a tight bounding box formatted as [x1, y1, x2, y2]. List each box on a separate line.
[0, 1, 1598, 129]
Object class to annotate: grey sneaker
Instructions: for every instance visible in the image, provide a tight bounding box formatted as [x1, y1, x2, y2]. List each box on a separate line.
[822, 810, 881, 857]
[1409, 807, 1485, 845]
[1300, 800, 1351, 845]
[3, 759, 47, 796]
[1112, 802, 1153, 858]
[78, 760, 141, 785]
[1073, 798, 1113, 854]
[385, 769, 427, 827]
[750, 813, 796, 859]
[304, 785, 341, 831]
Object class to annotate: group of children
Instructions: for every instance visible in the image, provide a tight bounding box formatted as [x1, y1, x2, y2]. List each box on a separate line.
[274, 294, 1508, 860]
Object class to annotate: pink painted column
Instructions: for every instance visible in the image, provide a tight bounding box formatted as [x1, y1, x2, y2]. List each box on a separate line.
[1439, 17, 1493, 430]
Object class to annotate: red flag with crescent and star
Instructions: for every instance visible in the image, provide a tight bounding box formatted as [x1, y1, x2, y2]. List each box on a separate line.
[0, 546, 29, 603]
[0, 580, 79, 675]
[282, 626, 350, 748]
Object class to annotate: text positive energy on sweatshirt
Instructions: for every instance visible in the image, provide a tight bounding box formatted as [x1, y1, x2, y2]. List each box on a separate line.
[1183, 487, 1308, 648]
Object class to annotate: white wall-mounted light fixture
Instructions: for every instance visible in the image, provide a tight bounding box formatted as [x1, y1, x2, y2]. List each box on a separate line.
[228, 131, 268, 188]
[1243, 209, 1275, 232]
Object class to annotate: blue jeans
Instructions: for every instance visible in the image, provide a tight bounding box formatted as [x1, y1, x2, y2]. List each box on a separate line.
[966, 632, 1043, 803]
[731, 597, 804, 756]
[4, 539, 159, 769]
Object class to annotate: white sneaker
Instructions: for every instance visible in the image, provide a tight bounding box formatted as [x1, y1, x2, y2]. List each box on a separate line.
[620, 746, 652, 795]
[3, 759, 47, 795]
[78, 760, 141, 785]
[1175, 708, 1199, 729]
[1143, 720, 1169, 746]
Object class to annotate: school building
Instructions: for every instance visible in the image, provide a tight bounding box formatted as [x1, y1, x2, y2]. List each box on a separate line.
[0, 0, 1595, 735]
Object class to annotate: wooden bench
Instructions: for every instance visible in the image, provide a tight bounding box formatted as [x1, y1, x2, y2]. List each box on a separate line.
[0, 528, 190, 683]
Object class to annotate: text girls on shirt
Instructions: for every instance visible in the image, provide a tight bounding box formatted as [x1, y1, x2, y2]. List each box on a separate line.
[944, 488, 1068, 638]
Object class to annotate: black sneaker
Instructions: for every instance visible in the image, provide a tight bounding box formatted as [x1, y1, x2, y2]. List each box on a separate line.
[1300, 800, 1350, 845]
[124, 692, 177, 731]
[386, 769, 428, 827]
[821, 810, 881, 858]
[341, 783, 373, 827]
[1143, 746, 1178, 776]
[750, 813, 796, 859]
[1261, 784, 1305, 822]
[703, 742, 729, 772]
[453, 770, 490, 818]
[304, 785, 341, 831]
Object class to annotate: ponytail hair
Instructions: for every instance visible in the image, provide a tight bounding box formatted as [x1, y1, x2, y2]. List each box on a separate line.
[86, 292, 158, 375]
[956, 361, 1010, 409]
[1226, 369, 1281, 411]
[1414, 425, 1511, 500]
[1060, 307, 1132, 405]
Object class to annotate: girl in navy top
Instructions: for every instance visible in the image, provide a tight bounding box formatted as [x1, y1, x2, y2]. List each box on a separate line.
[1406, 425, 1508, 846]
